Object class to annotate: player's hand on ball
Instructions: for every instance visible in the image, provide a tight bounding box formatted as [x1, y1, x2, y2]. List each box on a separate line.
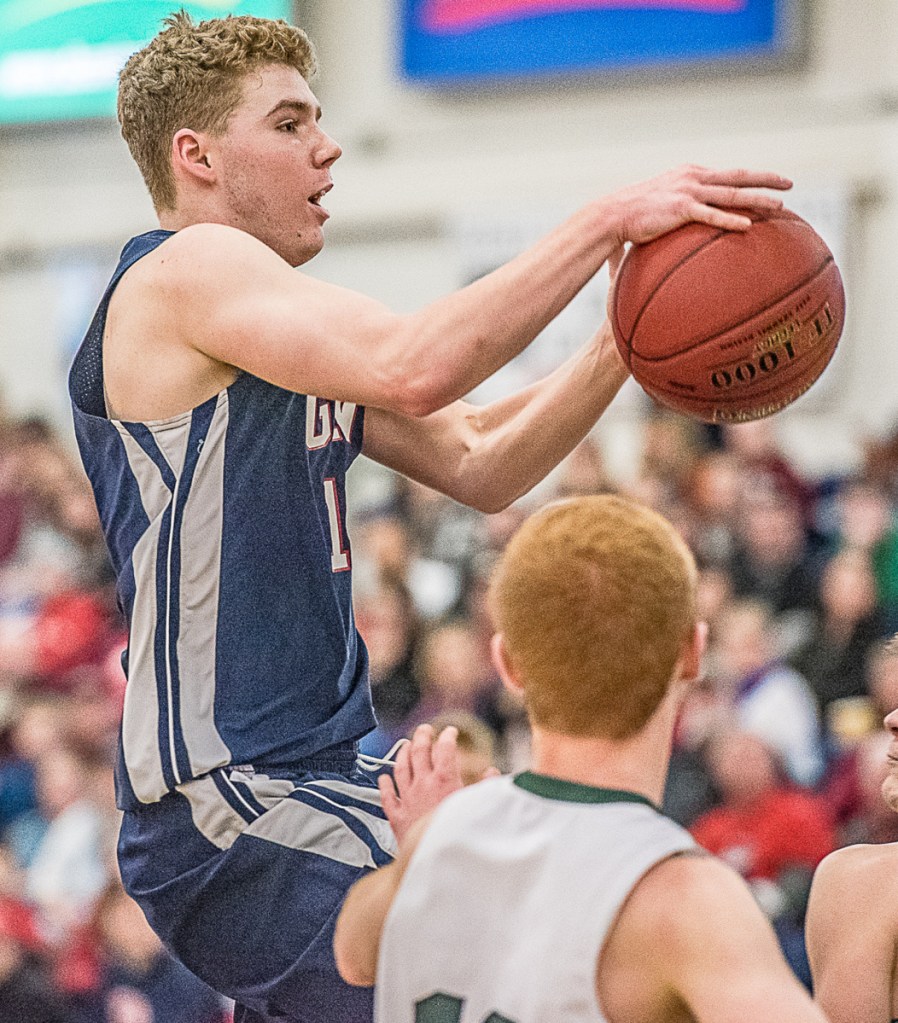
[609, 164, 793, 246]
[379, 724, 463, 845]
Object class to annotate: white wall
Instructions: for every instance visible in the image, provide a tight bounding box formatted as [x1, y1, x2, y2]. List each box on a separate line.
[1, 0, 896, 476]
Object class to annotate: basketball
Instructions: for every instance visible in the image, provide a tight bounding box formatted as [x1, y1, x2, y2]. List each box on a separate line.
[609, 209, 845, 423]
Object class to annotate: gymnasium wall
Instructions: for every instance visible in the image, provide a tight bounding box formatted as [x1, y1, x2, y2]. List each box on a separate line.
[0, 0, 896, 478]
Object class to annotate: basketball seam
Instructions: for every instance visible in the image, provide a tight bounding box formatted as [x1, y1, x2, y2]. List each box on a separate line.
[632, 255, 836, 364]
[615, 210, 803, 351]
[616, 230, 727, 349]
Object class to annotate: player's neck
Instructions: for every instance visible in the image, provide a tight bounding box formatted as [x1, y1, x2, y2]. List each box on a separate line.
[529, 713, 674, 808]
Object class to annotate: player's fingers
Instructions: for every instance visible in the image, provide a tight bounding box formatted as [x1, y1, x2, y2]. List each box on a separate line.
[431, 726, 461, 783]
[378, 772, 400, 818]
[688, 203, 752, 232]
[409, 723, 435, 779]
[392, 740, 413, 793]
[694, 167, 793, 190]
[694, 184, 784, 212]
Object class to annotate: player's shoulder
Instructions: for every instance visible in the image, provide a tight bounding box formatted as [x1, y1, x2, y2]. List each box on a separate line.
[150, 223, 285, 278]
[812, 841, 898, 894]
[123, 223, 288, 300]
[621, 850, 760, 949]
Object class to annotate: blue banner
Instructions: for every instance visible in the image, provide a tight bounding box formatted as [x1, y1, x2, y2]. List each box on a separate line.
[401, 0, 798, 82]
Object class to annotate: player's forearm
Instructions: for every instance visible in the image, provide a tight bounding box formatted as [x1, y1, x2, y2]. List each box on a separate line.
[333, 867, 400, 987]
[393, 200, 622, 416]
[458, 323, 629, 512]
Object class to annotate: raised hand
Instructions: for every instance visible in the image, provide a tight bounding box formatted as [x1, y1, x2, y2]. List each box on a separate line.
[609, 164, 793, 246]
[379, 724, 464, 844]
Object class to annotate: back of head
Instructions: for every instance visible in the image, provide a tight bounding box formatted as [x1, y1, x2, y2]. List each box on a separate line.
[118, 10, 317, 212]
[488, 494, 697, 740]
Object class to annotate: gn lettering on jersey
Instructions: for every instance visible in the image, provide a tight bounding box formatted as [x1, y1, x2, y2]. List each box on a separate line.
[306, 396, 358, 450]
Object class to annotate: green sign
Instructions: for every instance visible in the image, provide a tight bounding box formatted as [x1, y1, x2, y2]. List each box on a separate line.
[0, 0, 292, 124]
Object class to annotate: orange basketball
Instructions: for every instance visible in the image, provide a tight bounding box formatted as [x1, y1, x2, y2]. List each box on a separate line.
[609, 209, 845, 423]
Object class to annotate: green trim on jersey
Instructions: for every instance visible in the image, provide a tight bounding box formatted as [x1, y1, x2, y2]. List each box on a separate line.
[512, 771, 656, 809]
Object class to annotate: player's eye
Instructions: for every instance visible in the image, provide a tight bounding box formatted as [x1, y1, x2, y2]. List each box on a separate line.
[277, 120, 298, 133]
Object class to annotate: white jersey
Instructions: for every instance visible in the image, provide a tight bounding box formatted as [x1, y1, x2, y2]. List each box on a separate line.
[376, 772, 695, 1023]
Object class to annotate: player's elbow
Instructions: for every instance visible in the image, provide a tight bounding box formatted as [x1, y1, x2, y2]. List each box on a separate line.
[374, 327, 461, 417]
[379, 364, 452, 418]
[464, 489, 514, 515]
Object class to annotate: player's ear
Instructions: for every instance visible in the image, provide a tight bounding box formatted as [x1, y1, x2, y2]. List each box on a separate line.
[491, 633, 524, 696]
[171, 128, 216, 189]
[677, 620, 708, 684]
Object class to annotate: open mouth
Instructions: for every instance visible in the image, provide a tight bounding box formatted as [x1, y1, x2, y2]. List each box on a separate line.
[308, 184, 332, 209]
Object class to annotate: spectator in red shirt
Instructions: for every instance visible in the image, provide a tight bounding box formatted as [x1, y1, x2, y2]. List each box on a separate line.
[691, 728, 836, 985]
[693, 729, 835, 882]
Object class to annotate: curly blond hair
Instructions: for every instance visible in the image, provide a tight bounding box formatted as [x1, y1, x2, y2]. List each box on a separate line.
[118, 10, 317, 212]
[489, 495, 697, 741]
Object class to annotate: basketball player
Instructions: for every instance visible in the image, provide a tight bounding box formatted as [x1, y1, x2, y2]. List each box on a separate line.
[806, 704, 898, 1023]
[67, 10, 793, 1023]
[334, 496, 826, 1023]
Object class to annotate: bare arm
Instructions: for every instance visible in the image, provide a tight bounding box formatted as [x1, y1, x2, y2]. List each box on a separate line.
[334, 814, 430, 987]
[146, 166, 790, 418]
[601, 853, 828, 1023]
[806, 846, 898, 1023]
[362, 318, 628, 513]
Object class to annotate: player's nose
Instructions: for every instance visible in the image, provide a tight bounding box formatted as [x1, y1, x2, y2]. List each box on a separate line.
[885, 707, 898, 733]
[316, 129, 342, 167]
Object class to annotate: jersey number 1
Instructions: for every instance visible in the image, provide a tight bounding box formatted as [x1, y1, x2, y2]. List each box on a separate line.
[323, 478, 350, 572]
[415, 993, 515, 1023]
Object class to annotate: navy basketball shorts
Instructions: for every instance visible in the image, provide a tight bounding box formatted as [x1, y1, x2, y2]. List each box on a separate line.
[117, 748, 396, 1023]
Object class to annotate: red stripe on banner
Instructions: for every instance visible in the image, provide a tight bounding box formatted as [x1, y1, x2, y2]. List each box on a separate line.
[420, 0, 747, 32]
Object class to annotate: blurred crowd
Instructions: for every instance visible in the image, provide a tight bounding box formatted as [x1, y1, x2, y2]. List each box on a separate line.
[3, 399, 898, 1018]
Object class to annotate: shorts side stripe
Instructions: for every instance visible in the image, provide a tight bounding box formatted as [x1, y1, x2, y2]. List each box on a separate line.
[291, 787, 396, 860]
[245, 797, 381, 869]
[211, 770, 258, 823]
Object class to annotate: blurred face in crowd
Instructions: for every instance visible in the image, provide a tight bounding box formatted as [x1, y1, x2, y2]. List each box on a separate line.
[419, 623, 485, 704]
[356, 516, 412, 583]
[355, 585, 415, 679]
[712, 602, 773, 683]
[557, 437, 608, 497]
[819, 550, 877, 627]
[738, 492, 804, 567]
[722, 419, 778, 460]
[35, 748, 87, 818]
[11, 701, 63, 761]
[688, 452, 742, 521]
[0, 931, 22, 984]
[641, 414, 699, 485]
[706, 730, 778, 806]
[839, 482, 892, 550]
[695, 566, 734, 634]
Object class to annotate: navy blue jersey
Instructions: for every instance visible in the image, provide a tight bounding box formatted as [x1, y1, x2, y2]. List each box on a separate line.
[69, 231, 375, 810]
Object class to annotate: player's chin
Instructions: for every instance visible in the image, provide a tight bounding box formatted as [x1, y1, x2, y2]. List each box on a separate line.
[287, 229, 324, 267]
[881, 773, 898, 813]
